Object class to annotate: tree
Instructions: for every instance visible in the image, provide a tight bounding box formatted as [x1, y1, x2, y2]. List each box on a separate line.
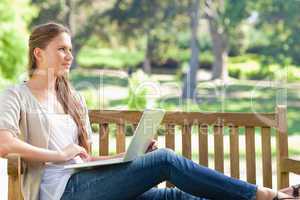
[0, 0, 35, 81]
[254, 0, 300, 66]
[204, 0, 250, 81]
[182, 0, 200, 100]
[106, 0, 179, 74]
[30, 0, 114, 68]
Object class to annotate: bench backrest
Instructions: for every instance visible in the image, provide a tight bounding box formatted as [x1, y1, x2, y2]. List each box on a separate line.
[88, 106, 289, 189]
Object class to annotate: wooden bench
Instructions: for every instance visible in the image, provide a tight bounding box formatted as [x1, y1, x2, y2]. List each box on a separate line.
[7, 105, 300, 200]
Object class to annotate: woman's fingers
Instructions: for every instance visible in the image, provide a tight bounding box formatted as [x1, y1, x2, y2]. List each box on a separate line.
[77, 146, 89, 159]
[78, 151, 89, 159]
[61, 144, 89, 161]
[152, 140, 158, 150]
[146, 139, 158, 153]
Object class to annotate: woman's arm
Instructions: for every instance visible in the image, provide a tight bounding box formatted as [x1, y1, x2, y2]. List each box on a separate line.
[0, 130, 89, 162]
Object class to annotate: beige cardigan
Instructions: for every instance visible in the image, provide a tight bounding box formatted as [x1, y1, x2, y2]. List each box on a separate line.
[0, 82, 92, 200]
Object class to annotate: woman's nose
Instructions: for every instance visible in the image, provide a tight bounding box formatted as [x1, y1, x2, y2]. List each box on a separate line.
[66, 51, 73, 61]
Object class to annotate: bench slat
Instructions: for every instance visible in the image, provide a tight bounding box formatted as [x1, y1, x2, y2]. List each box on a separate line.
[165, 124, 175, 188]
[89, 110, 276, 127]
[182, 124, 192, 159]
[229, 126, 240, 179]
[245, 127, 256, 184]
[214, 126, 224, 173]
[116, 123, 126, 153]
[276, 106, 289, 189]
[198, 124, 208, 167]
[99, 123, 109, 156]
[165, 124, 175, 150]
[261, 127, 272, 188]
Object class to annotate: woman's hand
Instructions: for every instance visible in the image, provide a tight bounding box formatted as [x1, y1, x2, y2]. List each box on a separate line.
[59, 144, 90, 162]
[146, 139, 158, 153]
[0, 145, 7, 158]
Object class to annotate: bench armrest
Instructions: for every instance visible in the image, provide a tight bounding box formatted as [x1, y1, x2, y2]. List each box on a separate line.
[282, 158, 300, 175]
[7, 155, 22, 176]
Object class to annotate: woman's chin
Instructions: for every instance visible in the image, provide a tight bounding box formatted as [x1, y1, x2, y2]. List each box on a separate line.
[56, 69, 70, 77]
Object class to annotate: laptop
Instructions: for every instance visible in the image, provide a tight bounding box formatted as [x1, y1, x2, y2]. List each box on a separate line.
[63, 109, 165, 169]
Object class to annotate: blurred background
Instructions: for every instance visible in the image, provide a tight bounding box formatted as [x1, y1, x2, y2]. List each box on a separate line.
[1, 0, 300, 190]
[1, 0, 300, 131]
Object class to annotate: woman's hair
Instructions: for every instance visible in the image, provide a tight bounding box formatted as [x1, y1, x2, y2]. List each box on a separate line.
[28, 22, 91, 154]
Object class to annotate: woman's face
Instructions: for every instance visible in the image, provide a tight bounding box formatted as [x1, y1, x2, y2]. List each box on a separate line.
[36, 32, 73, 77]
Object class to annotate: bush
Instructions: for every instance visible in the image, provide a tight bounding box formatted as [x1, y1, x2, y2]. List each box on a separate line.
[245, 67, 274, 80]
[286, 66, 300, 82]
[79, 88, 108, 109]
[127, 70, 149, 110]
[228, 54, 300, 81]
[228, 54, 264, 79]
[228, 67, 241, 79]
[78, 47, 144, 69]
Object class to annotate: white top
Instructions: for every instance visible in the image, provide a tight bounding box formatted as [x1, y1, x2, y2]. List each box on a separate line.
[39, 113, 81, 200]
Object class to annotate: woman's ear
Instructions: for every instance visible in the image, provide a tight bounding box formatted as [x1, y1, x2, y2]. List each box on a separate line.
[33, 47, 43, 62]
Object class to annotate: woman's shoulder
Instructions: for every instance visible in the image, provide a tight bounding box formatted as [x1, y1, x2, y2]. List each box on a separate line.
[0, 83, 28, 111]
[0, 82, 26, 98]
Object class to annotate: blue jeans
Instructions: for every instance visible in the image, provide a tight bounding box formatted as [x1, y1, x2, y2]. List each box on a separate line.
[61, 148, 257, 200]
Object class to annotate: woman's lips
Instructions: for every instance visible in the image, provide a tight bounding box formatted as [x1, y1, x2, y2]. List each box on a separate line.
[63, 64, 71, 69]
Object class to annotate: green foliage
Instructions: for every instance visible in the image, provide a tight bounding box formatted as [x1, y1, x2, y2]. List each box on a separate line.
[0, 0, 36, 81]
[205, 0, 251, 56]
[127, 70, 148, 110]
[254, 0, 300, 65]
[107, 0, 184, 64]
[79, 88, 108, 110]
[286, 67, 300, 82]
[223, 0, 251, 55]
[78, 47, 144, 69]
[228, 54, 300, 81]
[0, 75, 11, 91]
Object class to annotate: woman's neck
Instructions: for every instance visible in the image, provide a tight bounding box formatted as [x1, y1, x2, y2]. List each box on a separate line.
[27, 72, 57, 92]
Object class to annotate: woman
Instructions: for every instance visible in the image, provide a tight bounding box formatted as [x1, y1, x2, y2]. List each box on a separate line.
[0, 22, 297, 200]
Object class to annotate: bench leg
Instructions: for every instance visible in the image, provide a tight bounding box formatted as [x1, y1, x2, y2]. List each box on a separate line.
[277, 171, 289, 189]
[8, 175, 23, 200]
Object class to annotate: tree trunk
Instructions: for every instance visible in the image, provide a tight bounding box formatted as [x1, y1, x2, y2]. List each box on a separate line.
[65, 0, 76, 34]
[182, 0, 200, 100]
[65, 0, 78, 69]
[207, 8, 228, 81]
[143, 33, 152, 74]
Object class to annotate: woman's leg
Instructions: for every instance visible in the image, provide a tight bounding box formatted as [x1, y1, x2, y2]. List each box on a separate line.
[136, 188, 207, 200]
[61, 148, 257, 200]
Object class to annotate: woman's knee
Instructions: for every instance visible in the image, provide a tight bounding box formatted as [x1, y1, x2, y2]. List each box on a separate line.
[151, 148, 176, 164]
